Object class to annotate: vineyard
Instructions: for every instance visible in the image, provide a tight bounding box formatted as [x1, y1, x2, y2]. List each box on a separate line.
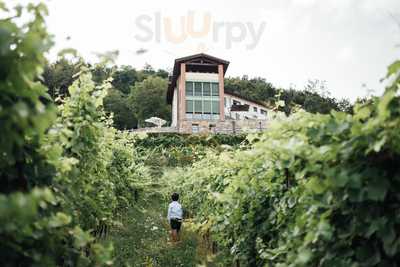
[1, 2, 400, 267]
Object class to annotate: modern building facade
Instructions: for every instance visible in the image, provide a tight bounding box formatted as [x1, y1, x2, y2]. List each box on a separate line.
[166, 53, 269, 134]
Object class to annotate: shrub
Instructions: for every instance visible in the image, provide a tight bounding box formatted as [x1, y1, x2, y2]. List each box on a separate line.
[168, 60, 400, 266]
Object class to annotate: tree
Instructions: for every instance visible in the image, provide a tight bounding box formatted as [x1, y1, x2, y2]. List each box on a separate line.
[111, 66, 138, 94]
[337, 98, 353, 113]
[225, 76, 352, 115]
[155, 69, 169, 79]
[104, 89, 137, 129]
[225, 76, 276, 103]
[42, 59, 80, 98]
[42, 60, 172, 129]
[90, 64, 113, 84]
[129, 76, 171, 126]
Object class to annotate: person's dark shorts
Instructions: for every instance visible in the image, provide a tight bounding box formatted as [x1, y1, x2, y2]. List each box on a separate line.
[170, 218, 182, 232]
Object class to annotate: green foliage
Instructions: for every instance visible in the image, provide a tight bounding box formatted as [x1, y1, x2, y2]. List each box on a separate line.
[46, 71, 150, 232]
[41, 57, 353, 131]
[225, 77, 352, 115]
[134, 133, 247, 169]
[3, 1, 398, 266]
[47, 72, 118, 230]
[111, 65, 139, 94]
[107, 195, 200, 267]
[0, 1, 56, 193]
[224, 76, 276, 103]
[108, 131, 151, 212]
[103, 88, 137, 129]
[42, 59, 81, 99]
[136, 133, 247, 149]
[41, 61, 171, 130]
[0, 188, 113, 267]
[167, 61, 400, 266]
[129, 76, 171, 126]
[0, 2, 115, 265]
[0, 2, 157, 265]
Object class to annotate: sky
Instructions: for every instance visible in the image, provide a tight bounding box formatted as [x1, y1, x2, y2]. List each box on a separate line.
[12, 0, 400, 101]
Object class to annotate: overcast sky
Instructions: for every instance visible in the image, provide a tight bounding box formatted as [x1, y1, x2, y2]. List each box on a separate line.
[19, 0, 400, 100]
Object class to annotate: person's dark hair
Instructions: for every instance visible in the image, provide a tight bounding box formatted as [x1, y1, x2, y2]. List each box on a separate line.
[171, 192, 179, 201]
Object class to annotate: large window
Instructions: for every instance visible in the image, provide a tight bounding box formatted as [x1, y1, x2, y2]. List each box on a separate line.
[185, 81, 220, 120]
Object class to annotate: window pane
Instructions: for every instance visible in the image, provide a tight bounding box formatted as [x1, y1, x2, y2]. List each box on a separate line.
[193, 114, 202, 120]
[192, 124, 199, 133]
[194, 82, 202, 96]
[203, 114, 211, 120]
[212, 101, 220, 114]
[194, 100, 203, 113]
[212, 114, 220, 120]
[203, 100, 212, 113]
[211, 83, 219, 96]
[185, 82, 193, 96]
[203, 83, 211, 96]
[186, 100, 193, 113]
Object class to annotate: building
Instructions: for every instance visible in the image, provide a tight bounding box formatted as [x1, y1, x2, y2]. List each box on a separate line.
[166, 53, 270, 134]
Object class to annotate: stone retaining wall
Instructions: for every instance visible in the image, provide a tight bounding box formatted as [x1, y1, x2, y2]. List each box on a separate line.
[130, 126, 178, 133]
[131, 120, 268, 134]
[179, 119, 268, 134]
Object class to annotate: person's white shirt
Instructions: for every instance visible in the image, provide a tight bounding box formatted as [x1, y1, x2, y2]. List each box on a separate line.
[167, 201, 183, 221]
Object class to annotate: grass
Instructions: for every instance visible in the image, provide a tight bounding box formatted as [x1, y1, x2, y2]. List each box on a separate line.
[106, 192, 202, 267]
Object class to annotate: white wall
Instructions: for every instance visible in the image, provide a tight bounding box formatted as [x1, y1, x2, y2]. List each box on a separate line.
[224, 93, 269, 120]
[171, 74, 270, 124]
[171, 88, 178, 127]
[185, 72, 219, 82]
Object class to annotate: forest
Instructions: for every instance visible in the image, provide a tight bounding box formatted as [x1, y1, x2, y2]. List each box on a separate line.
[1, 2, 400, 267]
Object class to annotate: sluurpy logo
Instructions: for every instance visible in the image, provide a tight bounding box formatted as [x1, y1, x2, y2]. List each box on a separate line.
[134, 11, 266, 50]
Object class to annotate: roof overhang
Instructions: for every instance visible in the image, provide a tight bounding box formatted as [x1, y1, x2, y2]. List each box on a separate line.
[224, 91, 268, 108]
[231, 104, 250, 112]
[166, 53, 229, 104]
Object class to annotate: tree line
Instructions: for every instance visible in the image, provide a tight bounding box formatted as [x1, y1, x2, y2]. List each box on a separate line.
[42, 59, 355, 130]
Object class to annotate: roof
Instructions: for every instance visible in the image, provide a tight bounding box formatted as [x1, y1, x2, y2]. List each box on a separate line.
[224, 91, 269, 109]
[166, 53, 230, 104]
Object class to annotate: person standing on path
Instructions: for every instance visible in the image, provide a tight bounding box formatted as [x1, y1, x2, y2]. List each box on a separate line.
[167, 192, 183, 242]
